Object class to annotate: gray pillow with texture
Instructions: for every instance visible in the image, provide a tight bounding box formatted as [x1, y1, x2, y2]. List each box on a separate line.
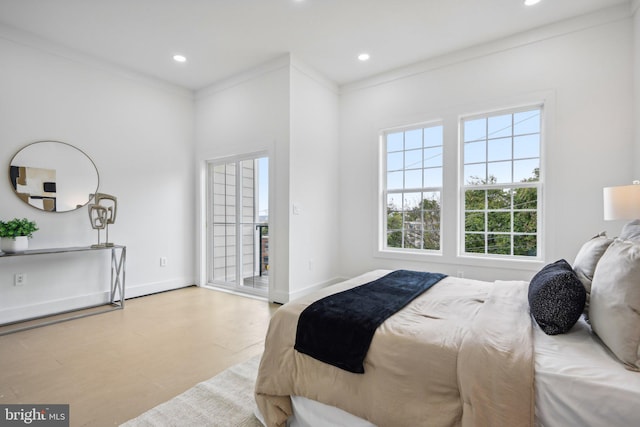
[620, 219, 640, 241]
[572, 232, 613, 310]
[590, 238, 640, 371]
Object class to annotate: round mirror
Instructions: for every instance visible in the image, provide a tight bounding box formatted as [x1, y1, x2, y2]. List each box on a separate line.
[9, 141, 99, 212]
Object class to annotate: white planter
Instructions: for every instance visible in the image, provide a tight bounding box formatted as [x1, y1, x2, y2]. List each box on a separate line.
[1, 236, 29, 253]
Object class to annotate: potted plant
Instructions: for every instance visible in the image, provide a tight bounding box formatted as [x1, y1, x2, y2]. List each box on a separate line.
[0, 218, 38, 253]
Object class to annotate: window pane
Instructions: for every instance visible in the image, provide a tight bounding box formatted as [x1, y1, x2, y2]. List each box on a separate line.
[405, 169, 422, 189]
[465, 212, 485, 232]
[464, 118, 486, 142]
[465, 233, 485, 253]
[514, 110, 540, 135]
[488, 212, 511, 232]
[422, 191, 441, 209]
[387, 230, 403, 248]
[464, 163, 486, 185]
[423, 192, 441, 250]
[424, 125, 443, 147]
[404, 149, 422, 170]
[514, 135, 539, 159]
[403, 192, 422, 212]
[488, 234, 511, 255]
[488, 114, 512, 139]
[465, 189, 486, 210]
[487, 188, 511, 209]
[514, 159, 539, 182]
[487, 161, 512, 183]
[404, 221, 423, 249]
[514, 211, 537, 233]
[387, 193, 403, 212]
[387, 151, 403, 171]
[464, 141, 486, 163]
[387, 171, 403, 190]
[387, 193, 403, 249]
[514, 235, 537, 256]
[405, 129, 422, 150]
[488, 137, 512, 162]
[387, 132, 403, 152]
[513, 187, 537, 209]
[424, 167, 442, 187]
[424, 146, 442, 168]
[423, 231, 440, 250]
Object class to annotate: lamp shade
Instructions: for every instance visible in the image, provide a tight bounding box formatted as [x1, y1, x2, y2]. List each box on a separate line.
[603, 184, 640, 220]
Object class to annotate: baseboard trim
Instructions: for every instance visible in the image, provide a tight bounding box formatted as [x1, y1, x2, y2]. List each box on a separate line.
[125, 279, 194, 299]
[272, 276, 347, 304]
[0, 279, 194, 324]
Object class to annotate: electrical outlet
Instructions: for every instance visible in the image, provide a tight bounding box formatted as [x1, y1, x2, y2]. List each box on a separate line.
[160, 257, 167, 267]
[14, 273, 26, 286]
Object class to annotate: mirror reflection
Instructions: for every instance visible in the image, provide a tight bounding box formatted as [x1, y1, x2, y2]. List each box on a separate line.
[9, 141, 99, 212]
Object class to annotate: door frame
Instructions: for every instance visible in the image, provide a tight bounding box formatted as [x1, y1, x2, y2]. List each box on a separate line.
[203, 151, 270, 298]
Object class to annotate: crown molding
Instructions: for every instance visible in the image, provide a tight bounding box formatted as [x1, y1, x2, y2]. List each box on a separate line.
[195, 54, 291, 100]
[341, 3, 632, 94]
[0, 22, 193, 99]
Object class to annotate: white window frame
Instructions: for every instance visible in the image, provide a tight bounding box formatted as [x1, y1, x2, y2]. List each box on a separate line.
[380, 121, 444, 255]
[459, 104, 543, 260]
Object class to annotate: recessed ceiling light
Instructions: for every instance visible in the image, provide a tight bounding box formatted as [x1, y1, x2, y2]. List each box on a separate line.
[524, 0, 541, 5]
[358, 53, 370, 61]
[173, 54, 187, 63]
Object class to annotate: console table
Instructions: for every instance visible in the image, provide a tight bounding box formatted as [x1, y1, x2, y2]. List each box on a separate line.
[0, 245, 126, 335]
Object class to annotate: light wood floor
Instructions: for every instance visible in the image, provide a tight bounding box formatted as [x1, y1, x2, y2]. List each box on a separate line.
[0, 286, 279, 426]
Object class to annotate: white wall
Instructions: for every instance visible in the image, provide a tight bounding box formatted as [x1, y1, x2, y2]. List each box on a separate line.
[289, 59, 341, 299]
[0, 27, 196, 323]
[195, 57, 292, 303]
[338, 7, 635, 282]
[195, 55, 341, 303]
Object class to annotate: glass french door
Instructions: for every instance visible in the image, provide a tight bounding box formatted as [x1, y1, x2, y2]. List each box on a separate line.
[207, 154, 269, 296]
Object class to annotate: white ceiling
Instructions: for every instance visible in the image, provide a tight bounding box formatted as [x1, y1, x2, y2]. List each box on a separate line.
[0, 0, 631, 91]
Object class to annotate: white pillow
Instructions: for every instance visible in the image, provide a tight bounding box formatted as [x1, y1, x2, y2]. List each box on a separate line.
[572, 232, 613, 309]
[590, 238, 640, 370]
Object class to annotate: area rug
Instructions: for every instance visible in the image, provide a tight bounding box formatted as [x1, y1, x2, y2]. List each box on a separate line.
[121, 354, 263, 427]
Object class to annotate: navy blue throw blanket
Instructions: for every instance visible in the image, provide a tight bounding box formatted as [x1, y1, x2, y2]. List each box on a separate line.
[294, 270, 447, 374]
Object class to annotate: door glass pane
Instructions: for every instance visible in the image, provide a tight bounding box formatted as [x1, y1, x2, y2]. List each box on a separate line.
[240, 157, 269, 291]
[208, 156, 269, 295]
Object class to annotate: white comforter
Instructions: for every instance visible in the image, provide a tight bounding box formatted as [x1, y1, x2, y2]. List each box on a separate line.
[255, 270, 534, 427]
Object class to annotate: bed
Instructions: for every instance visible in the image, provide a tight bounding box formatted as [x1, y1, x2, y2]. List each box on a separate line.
[255, 229, 640, 427]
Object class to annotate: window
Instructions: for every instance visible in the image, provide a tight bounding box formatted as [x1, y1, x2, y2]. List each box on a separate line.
[383, 123, 443, 252]
[461, 106, 542, 258]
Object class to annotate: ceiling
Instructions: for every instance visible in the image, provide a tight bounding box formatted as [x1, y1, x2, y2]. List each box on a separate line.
[0, 0, 631, 91]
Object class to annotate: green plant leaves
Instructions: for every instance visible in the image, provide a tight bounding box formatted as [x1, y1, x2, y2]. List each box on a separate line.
[0, 218, 38, 238]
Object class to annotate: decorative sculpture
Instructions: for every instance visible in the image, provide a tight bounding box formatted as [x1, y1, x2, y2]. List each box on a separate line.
[88, 193, 117, 248]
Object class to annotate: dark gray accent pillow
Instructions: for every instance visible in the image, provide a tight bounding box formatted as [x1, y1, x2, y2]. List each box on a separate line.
[528, 259, 586, 335]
